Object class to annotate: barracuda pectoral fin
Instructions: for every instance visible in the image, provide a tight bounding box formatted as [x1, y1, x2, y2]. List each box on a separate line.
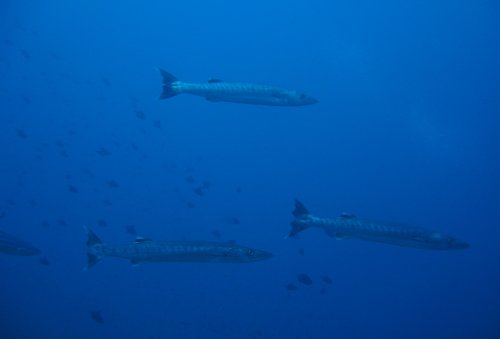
[271, 91, 287, 98]
[340, 213, 356, 219]
[208, 78, 223, 83]
[205, 96, 221, 102]
[130, 259, 143, 266]
[324, 229, 347, 239]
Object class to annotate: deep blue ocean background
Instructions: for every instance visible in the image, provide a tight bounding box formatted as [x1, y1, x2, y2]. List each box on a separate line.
[1, 1, 499, 338]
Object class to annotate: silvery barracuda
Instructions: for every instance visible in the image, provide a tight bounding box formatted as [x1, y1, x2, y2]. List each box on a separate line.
[85, 227, 272, 269]
[0, 230, 41, 256]
[158, 69, 318, 106]
[289, 200, 469, 250]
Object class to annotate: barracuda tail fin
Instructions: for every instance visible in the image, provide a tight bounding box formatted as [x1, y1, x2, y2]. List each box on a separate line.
[288, 199, 312, 238]
[292, 199, 309, 218]
[158, 68, 179, 99]
[84, 226, 104, 270]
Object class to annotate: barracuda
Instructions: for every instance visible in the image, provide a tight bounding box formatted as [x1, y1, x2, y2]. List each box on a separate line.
[288, 199, 469, 250]
[0, 230, 41, 256]
[84, 227, 272, 269]
[158, 69, 318, 106]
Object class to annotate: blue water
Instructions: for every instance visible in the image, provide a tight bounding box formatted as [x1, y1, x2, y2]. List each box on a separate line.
[1, 0, 499, 338]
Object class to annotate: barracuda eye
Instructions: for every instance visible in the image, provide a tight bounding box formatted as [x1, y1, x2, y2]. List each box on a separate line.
[246, 249, 255, 256]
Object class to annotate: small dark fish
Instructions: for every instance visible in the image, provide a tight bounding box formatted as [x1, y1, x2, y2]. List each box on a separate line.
[41, 221, 50, 228]
[57, 219, 67, 227]
[297, 273, 313, 286]
[236, 186, 242, 193]
[21, 95, 31, 104]
[3, 39, 15, 47]
[298, 248, 305, 256]
[135, 110, 146, 120]
[101, 77, 111, 87]
[201, 180, 211, 190]
[131, 143, 138, 151]
[103, 200, 113, 206]
[16, 128, 27, 139]
[286, 283, 298, 291]
[153, 120, 162, 129]
[55, 140, 65, 148]
[50, 52, 62, 60]
[321, 276, 333, 285]
[0, 210, 6, 219]
[20, 49, 31, 60]
[320, 288, 327, 294]
[29, 199, 37, 207]
[96, 148, 111, 156]
[211, 230, 221, 239]
[126, 224, 137, 236]
[39, 256, 49, 266]
[106, 179, 119, 188]
[82, 168, 94, 177]
[90, 311, 104, 324]
[59, 150, 69, 158]
[193, 187, 204, 196]
[6, 200, 16, 206]
[185, 201, 195, 209]
[113, 140, 121, 148]
[68, 185, 79, 194]
[185, 175, 195, 184]
[97, 219, 107, 228]
[225, 217, 240, 225]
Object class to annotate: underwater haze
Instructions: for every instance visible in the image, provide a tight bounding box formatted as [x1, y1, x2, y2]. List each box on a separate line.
[1, 0, 499, 338]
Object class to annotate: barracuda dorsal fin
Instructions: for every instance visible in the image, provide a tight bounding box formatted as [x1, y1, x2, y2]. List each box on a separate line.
[134, 237, 153, 243]
[208, 78, 223, 83]
[340, 213, 356, 219]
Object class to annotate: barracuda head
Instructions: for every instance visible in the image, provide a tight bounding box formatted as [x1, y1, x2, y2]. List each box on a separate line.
[287, 91, 318, 106]
[0, 231, 41, 256]
[0, 243, 41, 256]
[427, 232, 470, 250]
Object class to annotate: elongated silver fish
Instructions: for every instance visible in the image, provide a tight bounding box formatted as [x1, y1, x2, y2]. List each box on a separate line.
[289, 199, 469, 250]
[158, 69, 318, 106]
[0, 230, 41, 256]
[84, 227, 272, 269]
